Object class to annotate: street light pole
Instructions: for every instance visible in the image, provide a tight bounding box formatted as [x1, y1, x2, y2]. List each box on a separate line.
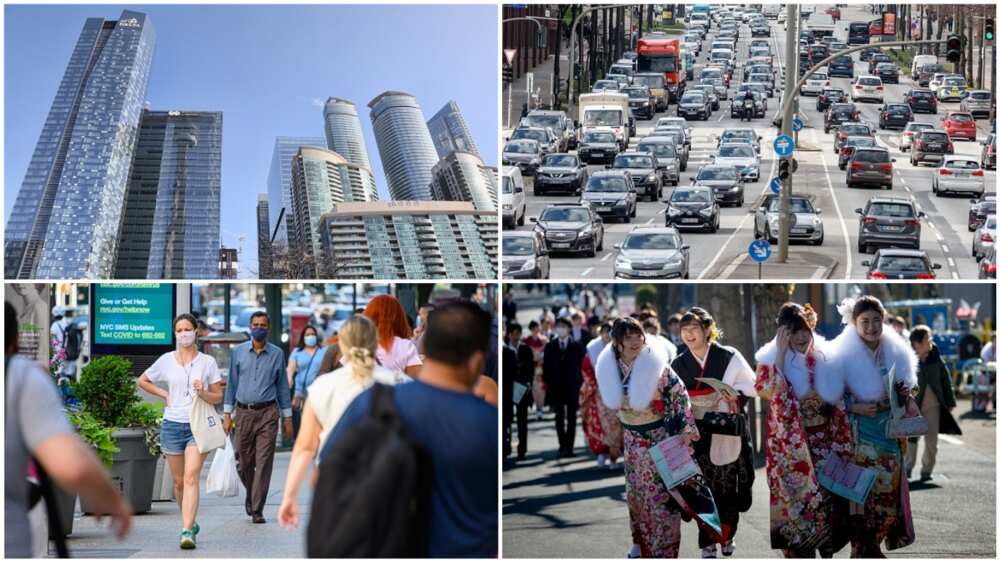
[777, 4, 799, 263]
[568, 4, 620, 105]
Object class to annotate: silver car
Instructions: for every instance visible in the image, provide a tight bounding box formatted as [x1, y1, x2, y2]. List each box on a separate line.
[502, 139, 542, 176]
[932, 157, 986, 198]
[613, 227, 691, 279]
[972, 214, 996, 260]
[636, 137, 681, 186]
[753, 194, 824, 245]
[960, 90, 993, 119]
[712, 142, 760, 182]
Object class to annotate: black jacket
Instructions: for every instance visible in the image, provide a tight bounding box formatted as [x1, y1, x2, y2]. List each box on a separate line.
[542, 338, 585, 405]
[916, 345, 956, 409]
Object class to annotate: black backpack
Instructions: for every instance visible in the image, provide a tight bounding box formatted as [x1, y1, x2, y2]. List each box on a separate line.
[307, 383, 432, 558]
[63, 323, 82, 362]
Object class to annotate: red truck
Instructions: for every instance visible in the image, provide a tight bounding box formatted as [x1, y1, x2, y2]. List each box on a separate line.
[637, 36, 685, 103]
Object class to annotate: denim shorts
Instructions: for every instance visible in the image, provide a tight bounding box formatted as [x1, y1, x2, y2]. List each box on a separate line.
[160, 420, 197, 455]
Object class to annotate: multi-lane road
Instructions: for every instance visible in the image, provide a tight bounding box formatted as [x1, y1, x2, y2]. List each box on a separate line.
[504, 4, 995, 280]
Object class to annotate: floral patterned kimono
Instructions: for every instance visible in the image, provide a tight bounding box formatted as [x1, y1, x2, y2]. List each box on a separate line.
[827, 324, 918, 556]
[523, 333, 548, 410]
[595, 343, 699, 558]
[579, 338, 623, 459]
[755, 336, 852, 557]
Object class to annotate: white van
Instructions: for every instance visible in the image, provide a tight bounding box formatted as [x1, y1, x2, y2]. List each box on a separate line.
[501, 167, 526, 228]
[911, 54, 938, 78]
[578, 92, 630, 149]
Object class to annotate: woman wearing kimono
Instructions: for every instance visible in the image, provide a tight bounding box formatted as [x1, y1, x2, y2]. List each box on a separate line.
[579, 321, 624, 469]
[755, 303, 851, 558]
[670, 307, 756, 559]
[826, 296, 918, 557]
[595, 317, 699, 558]
[523, 320, 549, 419]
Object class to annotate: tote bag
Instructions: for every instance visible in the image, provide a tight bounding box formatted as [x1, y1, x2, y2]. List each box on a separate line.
[190, 393, 226, 453]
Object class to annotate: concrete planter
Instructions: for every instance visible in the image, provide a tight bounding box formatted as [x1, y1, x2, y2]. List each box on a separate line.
[81, 428, 157, 514]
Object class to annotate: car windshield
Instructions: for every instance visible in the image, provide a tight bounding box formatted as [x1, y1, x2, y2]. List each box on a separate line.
[943, 159, 979, 170]
[876, 64, 896, 71]
[846, 137, 875, 147]
[811, 73, 828, 81]
[523, 114, 561, 130]
[625, 88, 649, 99]
[858, 77, 881, 86]
[906, 123, 933, 132]
[583, 132, 616, 143]
[768, 198, 814, 213]
[593, 80, 619, 90]
[750, 74, 771, 82]
[701, 70, 722, 80]
[587, 177, 629, 192]
[869, 203, 915, 217]
[505, 141, 537, 154]
[969, 92, 991, 100]
[920, 132, 949, 142]
[623, 233, 681, 250]
[503, 237, 534, 255]
[719, 145, 753, 158]
[886, 104, 909, 112]
[853, 150, 889, 163]
[841, 124, 871, 136]
[698, 167, 738, 180]
[722, 131, 754, 143]
[822, 89, 844, 97]
[542, 154, 577, 167]
[512, 129, 545, 142]
[672, 190, 711, 203]
[541, 208, 589, 222]
[876, 256, 928, 272]
[502, 176, 514, 194]
[944, 77, 966, 86]
[633, 75, 665, 88]
[614, 155, 654, 168]
[682, 94, 705, 104]
[948, 113, 973, 122]
[638, 143, 677, 157]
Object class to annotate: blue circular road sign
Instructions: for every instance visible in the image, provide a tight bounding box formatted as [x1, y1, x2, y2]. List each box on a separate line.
[769, 177, 781, 194]
[748, 239, 772, 263]
[773, 134, 795, 157]
[792, 117, 803, 132]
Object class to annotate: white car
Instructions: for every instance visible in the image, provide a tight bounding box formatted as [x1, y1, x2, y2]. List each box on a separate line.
[801, 72, 831, 96]
[851, 75, 885, 103]
[501, 167, 527, 227]
[972, 215, 996, 260]
[711, 142, 761, 182]
[931, 157, 986, 198]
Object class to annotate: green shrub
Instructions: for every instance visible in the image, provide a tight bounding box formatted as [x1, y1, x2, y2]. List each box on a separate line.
[72, 356, 139, 428]
[69, 411, 118, 468]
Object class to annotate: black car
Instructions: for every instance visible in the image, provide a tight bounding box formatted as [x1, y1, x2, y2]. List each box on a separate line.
[862, 249, 942, 280]
[874, 62, 900, 84]
[903, 89, 938, 114]
[623, 85, 655, 120]
[664, 185, 721, 232]
[817, 88, 848, 111]
[859, 47, 882, 61]
[533, 153, 588, 195]
[531, 203, 604, 257]
[909, 129, 954, 166]
[692, 165, 745, 206]
[808, 44, 829, 66]
[824, 103, 860, 133]
[867, 53, 893, 75]
[579, 171, 638, 222]
[968, 194, 996, 231]
[677, 92, 711, 120]
[610, 153, 662, 201]
[577, 130, 620, 165]
[878, 103, 913, 130]
[828, 55, 854, 78]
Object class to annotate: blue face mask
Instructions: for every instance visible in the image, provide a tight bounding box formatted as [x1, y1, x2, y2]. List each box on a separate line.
[251, 327, 268, 342]
[304, 335, 317, 347]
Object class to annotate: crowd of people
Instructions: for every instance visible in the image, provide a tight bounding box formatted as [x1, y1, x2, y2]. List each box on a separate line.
[504, 291, 985, 559]
[6, 293, 498, 558]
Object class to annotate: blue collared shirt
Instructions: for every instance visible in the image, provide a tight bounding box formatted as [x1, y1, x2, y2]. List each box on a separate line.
[224, 341, 292, 418]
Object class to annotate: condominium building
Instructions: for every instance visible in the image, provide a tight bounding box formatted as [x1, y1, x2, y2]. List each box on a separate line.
[256, 193, 273, 279]
[323, 97, 374, 170]
[430, 151, 498, 212]
[266, 135, 326, 244]
[426, 100, 481, 160]
[367, 91, 439, 201]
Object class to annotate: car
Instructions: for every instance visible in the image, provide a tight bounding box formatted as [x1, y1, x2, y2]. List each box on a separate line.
[632, 72, 669, 111]
[534, 153, 587, 196]
[592, 79, 621, 92]
[847, 147, 895, 190]
[606, 73, 631, 88]
[502, 231, 550, 279]
[878, 103, 913, 130]
[753, 194, 824, 245]
[909, 129, 954, 166]
[874, 62, 900, 84]
[613, 227, 691, 279]
[748, 73, 775, 97]
[688, 84, 720, 111]
[828, 55, 855, 78]
[981, 134, 997, 170]
[718, 128, 763, 155]
[691, 164, 745, 206]
[750, 24, 770, 37]
[817, 88, 848, 111]
[830, 41, 848, 53]
[834, 122, 875, 154]
[664, 185, 721, 232]
[702, 77, 729, 100]
[899, 122, 935, 152]
[904, 88, 938, 114]
[510, 126, 559, 154]
[928, 72, 950, 93]
[502, 139, 542, 175]
[677, 91, 711, 120]
[914, 63, 946, 87]
[936, 75, 968, 101]
[801, 72, 830, 96]
[855, 196, 925, 253]
[749, 47, 772, 64]
[609, 153, 662, 201]
[711, 143, 760, 183]
[960, 90, 993, 119]
[652, 127, 690, 170]
[636, 137, 681, 186]
[851, 75, 884, 103]
[700, 66, 728, 87]
[609, 63, 635, 81]
[521, 110, 573, 152]
[577, 129, 620, 165]
[932, 157, 986, 198]
[866, 53, 892, 75]
[979, 246, 997, 278]
[808, 44, 830, 66]
[623, 85, 655, 120]
[861, 249, 942, 279]
[736, 83, 769, 110]
[968, 194, 996, 231]
[743, 63, 773, 83]
[501, 167, 526, 227]
[824, 103, 860, 132]
[655, 117, 692, 146]
[859, 47, 882, 62]
[972, 214, 996, 260]
[838, 136, 878, 170]
[580, 170, 638, 222]
[531, 203, 604, 256]
[942, 111, 977, 141]
[749, 39, 771, 52]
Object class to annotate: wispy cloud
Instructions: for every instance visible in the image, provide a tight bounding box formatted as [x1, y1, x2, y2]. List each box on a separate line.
[310, 97, 325, 108]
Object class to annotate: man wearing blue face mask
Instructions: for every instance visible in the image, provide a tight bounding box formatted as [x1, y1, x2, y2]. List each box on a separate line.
[223, 311, 293, 524]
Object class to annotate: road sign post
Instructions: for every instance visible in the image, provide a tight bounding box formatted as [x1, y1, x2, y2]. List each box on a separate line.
[748, 239, 772, 280]
[778, 3, 799, 264]
[769, 177, 781, 194]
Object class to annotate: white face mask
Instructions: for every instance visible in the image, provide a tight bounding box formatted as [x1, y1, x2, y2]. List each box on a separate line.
[177, 330, 196, 348]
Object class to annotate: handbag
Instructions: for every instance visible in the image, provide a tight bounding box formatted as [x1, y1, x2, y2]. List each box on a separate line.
[816, 454, 878, 505]
[648, 434, 700, 489]
[699, 411, 744, 436]
[884, 365, 929, 439]
[190, 393, 226, 453]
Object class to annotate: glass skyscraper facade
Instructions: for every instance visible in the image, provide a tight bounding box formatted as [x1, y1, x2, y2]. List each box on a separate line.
[5, 10, 156, 279]
[256, 193, 273, 279]
[367, 91, 439, 201]
[266, 135, 326, 244]
[431, 151, 498, 213]
[323, 97, 374, 170]
[426, 100, 481, 160]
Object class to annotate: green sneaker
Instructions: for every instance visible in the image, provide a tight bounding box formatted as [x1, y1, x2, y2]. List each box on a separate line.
[180, 530, 196, 550]
[192, 522, 200, 536]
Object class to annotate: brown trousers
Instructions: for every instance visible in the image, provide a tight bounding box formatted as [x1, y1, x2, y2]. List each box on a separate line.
[234, 403, 279, 516]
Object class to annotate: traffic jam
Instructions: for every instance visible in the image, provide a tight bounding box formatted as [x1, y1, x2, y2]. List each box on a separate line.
[501, 4, 996, 280]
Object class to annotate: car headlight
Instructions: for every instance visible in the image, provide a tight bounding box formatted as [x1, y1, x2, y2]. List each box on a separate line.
[646, 173, 657, 182]
[812, 217, 822, 226]
[615, 255, 632, 268]
[699, 207, 714, 216]
[520, 257, 536, 271]
[580, 226, 592, 237]
[668, 207, 683, 216]
[667, 163, 677, 170]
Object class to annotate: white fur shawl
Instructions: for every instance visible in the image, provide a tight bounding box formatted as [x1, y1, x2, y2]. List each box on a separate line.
[754, 334, 841, 403]
[825, 324, 918, 402]
[595, 342, 671, 410]
[586, 337, 606, 367]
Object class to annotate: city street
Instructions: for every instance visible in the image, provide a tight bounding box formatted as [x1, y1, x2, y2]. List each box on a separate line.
[503, 4, 995, 280]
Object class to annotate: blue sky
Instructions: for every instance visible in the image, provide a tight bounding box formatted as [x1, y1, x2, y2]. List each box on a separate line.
[4, 4, 498, 275]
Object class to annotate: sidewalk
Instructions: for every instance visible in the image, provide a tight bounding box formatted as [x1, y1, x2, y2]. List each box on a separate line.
[503, 42, 568, 130]
[711, 249, 839, 280]
[62, 451, 311, 558]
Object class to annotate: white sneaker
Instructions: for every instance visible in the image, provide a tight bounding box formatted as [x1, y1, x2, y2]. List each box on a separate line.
[597, 454, 608, 468]
[721, 541, 735, 557]
[627, 544, 641, 558]
[701, 545, 718, 558]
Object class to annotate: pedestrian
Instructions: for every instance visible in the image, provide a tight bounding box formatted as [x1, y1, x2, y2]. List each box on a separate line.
[276, 315, 410, 530]
[413, 302, 435, 355]
[754, 303, 851, 558]
[826, 296, 918, 557]
[670, 307, 757, 559]
[905, 325, 958, 482]
[506, 323, 536, 461]
[981, 334, 995, 363]
[579, 321, 624, 469]
[286, 325, 325, 440]
[642, 316, 678, 362]
[318, 333, 342, 374]
[543, 317, 586, 458]
[6, 302, 132, 557]
[571, 311, 592, 346]
[890, 315, 909, 339]
[594, 317, 700, 558]
[361, 294, 422, 378]
[137, 313, 225, 549]
[524, 320, 549, 420]
[50, 308, 81, 382]
[666, 313, 684, 349]
[317, 301, 498, 557]
[223, 311, 293, 524]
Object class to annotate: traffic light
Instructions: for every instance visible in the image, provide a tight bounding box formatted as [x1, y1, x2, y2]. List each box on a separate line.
[503, 64, 514, 85]
[778, 158, 791, 181]
[986, 18, 995, 42]
[946, 34, 962, 63]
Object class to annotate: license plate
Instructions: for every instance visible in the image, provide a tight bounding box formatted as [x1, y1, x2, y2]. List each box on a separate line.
[591, 152, 604, 157]
[681, 218, 700, 224]
[551, 242, 571, 249]
[953, 171, 969, 177]
[791, 227, 807, 234]
[882, 226, 903, 232]
[637, 270, 661, 277]
[596, 206, 610, 212]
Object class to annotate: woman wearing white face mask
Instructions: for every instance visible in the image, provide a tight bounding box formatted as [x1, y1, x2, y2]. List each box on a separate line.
[286, 325, 325, 440]
[137, 314, 224, 550]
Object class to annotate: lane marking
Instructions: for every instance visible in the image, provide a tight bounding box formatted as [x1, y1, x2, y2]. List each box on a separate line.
[941, 244, 950, 254]
[947, 257, 956, 268]
[581, 267, 593, 277]
[600, 253, 613, 262]
[645, 218, 655, 225]
[939, 434, 964, 446]
[815, 129, 854, 278]
[952, 271, 959, 279]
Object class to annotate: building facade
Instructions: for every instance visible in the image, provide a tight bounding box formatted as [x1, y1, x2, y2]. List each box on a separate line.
[367, 91, 439, 201]
[5, 10, 156, 279]
[114, 110, 222, 279]
[266, 135, 326, 245]
[256, 193, 273, 279]
[430, 151, 498, 212]
[426, 100, 481, 160]
[318, 201, 496, 279]
[323, 97, 374, 170]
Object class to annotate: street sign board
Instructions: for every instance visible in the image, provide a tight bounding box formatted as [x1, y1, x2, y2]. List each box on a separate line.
[882, 12, 896, 36]
[526, 72, 534, 95]
[792, 117, 803, 132]
[774, 134, 795, 157]
[769, 177, 781, 194]
[748, 239, 772, 263]
[503, 49, 517, 66]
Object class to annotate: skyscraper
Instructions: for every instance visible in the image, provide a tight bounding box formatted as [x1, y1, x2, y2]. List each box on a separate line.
[367, 91, 439, 201]
[323, 97, 374, 170]
[426, 100, 481, 160]
[431, 151, 498, 212]
[256, 193, 273, 279]
[266, 136, 326, 244]
[114, 110, 222, 279]
[5, 10, 156, 279]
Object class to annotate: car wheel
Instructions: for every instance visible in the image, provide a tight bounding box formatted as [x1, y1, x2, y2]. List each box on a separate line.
[814, 234, 824, 246]
[625, 213, 632, 224]
[586, 244, 596, 258]
[517, 211, 525, 226]
[597, 233, 604, 252]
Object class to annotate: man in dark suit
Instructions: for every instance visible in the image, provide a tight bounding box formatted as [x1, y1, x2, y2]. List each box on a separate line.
[543, 317, 586, 457]
[506, 323, 536, 460]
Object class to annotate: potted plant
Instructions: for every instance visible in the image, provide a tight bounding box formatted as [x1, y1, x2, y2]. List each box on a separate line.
[72, 356, 162, 514]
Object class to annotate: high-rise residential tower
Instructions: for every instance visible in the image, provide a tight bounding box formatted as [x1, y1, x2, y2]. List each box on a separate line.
[367, 91, 439, 201]
[431, 151, 498, 212]
[323, 97, 374, 170]
[256, 194, 273, 279]
[5, 10, 156, 279]
[426, 100, 481, 160]
[114, 110, 222, 279]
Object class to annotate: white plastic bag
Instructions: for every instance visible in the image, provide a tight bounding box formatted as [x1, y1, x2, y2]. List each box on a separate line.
[206, 436, 239, 497]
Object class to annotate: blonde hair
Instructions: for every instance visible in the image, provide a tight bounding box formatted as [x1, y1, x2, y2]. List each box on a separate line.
[338, 315, 378, 383]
